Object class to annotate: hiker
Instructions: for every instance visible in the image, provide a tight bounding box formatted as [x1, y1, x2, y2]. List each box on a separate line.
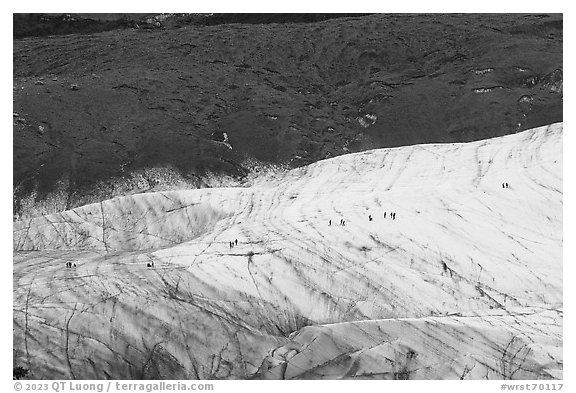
[342, 219, 346, 226]
[392, 212, 396, 220]
[506, 182, 509, 188]
[329, 219, 331, 226]
[502, 183, 505, 188]
[235, 239, 238, 246]
[73, 263, 76, 268]
[369, 215, 373, 221]
[229, 241, 233, 248]
[383, 212, 386, 219]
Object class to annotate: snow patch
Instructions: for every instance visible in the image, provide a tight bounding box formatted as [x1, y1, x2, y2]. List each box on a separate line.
[473, 68, 494, 75]
[358, 113, 377, 128]
[473, 86, 503, 93]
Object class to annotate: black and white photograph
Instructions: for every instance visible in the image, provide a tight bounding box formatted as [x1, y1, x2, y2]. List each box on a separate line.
[10, 5, 566, 388]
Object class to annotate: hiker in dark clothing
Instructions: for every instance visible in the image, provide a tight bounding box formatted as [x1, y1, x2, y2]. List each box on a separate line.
[502, 183, 505, 188]
[369, 215, 373, 221]
[235, 239, 238, 246]
[506, 182, 509, 188]
[392, 212, 396, 220]
[73, 263, 76, 267]
[383, 212, 386, 218]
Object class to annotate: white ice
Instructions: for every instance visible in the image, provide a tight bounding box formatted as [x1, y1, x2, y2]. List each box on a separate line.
[13, 123, 562, 379]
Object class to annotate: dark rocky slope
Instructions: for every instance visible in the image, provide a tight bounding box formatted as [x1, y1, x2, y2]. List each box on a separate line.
[13, 13, 562, 217]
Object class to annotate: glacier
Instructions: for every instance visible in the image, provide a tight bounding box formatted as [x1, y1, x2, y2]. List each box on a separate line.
[13, 123, 562, 379]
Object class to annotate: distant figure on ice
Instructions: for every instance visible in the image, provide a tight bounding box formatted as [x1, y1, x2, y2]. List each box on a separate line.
[383, 212, 386, 219]
[329, 219, 331, 226]
[229, 241, 233, 248]
[368, 215, 373, 221]
[235, 239, 238, 246]
[73, 263, 76, 268]
[505, 182, 509, 188]
[392, 212, 396, 220]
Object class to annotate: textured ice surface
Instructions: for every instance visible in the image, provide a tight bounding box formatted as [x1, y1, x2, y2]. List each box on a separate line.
[13, 123, 562, 379]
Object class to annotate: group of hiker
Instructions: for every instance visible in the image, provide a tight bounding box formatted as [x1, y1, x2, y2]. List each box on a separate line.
[65, 262, 76, 268]
[329, 211, 397, 226]
[326, 180, 511, 227]
[384, 212, 396, 220]
[217, 179, 514, 252]
[371, 211, 396, 221]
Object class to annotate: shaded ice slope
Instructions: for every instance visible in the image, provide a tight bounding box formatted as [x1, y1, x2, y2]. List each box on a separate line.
[13, 189, 238, 252]
[13, 123, 562, 379]
[255, 307, 562, 380]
